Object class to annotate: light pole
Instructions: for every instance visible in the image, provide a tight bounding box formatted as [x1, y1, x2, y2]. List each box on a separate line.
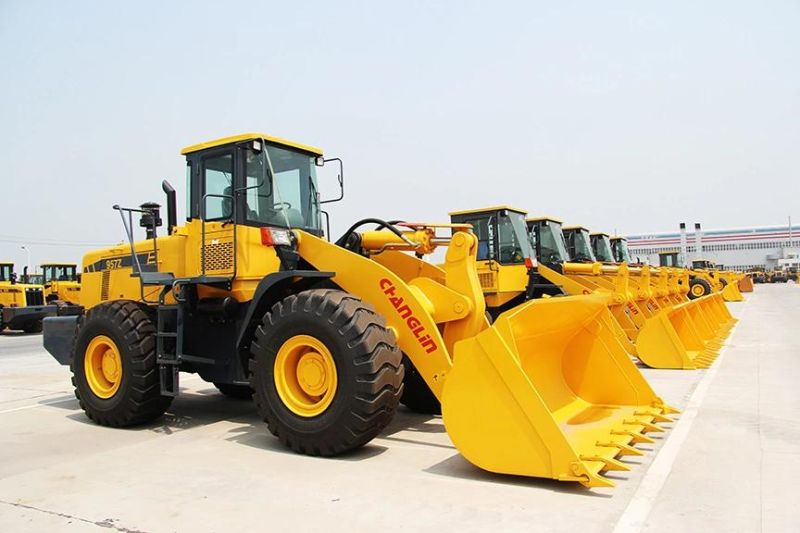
[20, 245, 31, 273]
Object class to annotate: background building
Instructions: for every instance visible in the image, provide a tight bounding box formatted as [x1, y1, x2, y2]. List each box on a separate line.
[627, 222, 800, 271]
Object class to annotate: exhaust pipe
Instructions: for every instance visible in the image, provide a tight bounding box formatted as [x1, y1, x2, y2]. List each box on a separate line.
[162, 180, 177, 234]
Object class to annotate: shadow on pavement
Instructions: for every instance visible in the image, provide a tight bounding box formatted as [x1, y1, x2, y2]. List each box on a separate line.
[424, 454, 615, 498]
[65, 388, 257, 434]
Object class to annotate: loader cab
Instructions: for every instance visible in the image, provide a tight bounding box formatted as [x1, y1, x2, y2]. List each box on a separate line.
[526, 217, 569, 267]
[182, 133, 326, 235]
[692, 259, 715, 271]
[448, 207, 535, 314]
[562, 226, 596, 263]
[41, 264, 78, 284]
[610, 237, 633, 264]
[448, 206, 533, 265]
[590, 232, 615, 264]
[0, 263, 12, 282]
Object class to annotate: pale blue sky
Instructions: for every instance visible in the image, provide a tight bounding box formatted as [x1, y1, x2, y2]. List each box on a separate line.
[1, 1, 798, 268]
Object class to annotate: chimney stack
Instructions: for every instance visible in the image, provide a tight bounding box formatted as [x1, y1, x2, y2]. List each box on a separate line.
[679, 223, 688, 267]
[694, 223, 703, 260]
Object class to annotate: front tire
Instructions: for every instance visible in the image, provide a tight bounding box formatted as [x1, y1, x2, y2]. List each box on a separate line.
[71, 301, 172, 427]
[688, 278, 712, 299]
[249, 289, 403, 456]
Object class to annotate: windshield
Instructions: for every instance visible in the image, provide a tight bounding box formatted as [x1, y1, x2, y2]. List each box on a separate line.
[613, 239, 632, 263]
[243, 143, 321, 231]
[497, 212, 534, 264]
[0, 264, 11, 281]
[592, 235, 615, 263]
[455, 211, 532, 264]
[43, 265, 77, 283]
[565, 229, 596, 262]
[531, 220, 569, 264]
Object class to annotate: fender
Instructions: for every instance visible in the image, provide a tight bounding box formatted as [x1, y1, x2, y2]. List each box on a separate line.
[235, 270, 334, 358]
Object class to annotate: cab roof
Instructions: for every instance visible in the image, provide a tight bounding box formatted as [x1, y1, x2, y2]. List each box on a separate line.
[526, 216, 563, 224]
[610, 236, 627, 242]
[590, 231, 610, 238]
[563, 225, 590, 232]
[180, 132, 323, 156]
[449, 205, 527, 216]
[40, 263, 76, 267]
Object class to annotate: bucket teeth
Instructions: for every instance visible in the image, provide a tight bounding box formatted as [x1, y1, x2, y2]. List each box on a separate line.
[657, 404, 680, 415]
[612, 429, 655, 444]
[635, 410, 674, 424]
[625, 418, 664, 433]
[581, 455, 631, 472]
[597, 441, 644, 456]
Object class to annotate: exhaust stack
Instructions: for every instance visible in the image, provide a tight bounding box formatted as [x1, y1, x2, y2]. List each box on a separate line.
[679, 223, 688, 267]
[694, 223, 702, 261]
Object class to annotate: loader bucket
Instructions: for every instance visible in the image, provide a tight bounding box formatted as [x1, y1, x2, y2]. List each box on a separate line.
[635, 300, 721, 369]
[738, 276, 754, 293]
[441, 294, 676, 488]
[721, 282, 745, 302]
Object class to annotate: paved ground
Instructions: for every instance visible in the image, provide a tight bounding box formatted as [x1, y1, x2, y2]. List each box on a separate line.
[0, 284, 797, 532]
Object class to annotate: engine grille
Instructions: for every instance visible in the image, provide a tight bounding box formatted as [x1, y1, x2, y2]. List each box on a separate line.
[203, 241, 234, 273]
[25, 288, 44, 306]
[478, 272, 496, 290]
[101, 270, 110, 301]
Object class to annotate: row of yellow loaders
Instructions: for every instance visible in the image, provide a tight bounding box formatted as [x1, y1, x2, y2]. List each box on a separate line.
[401, 206, 746, 487]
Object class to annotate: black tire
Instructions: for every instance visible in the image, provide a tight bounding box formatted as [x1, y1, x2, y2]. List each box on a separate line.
[22, 319, 43, 334]
[249, 289, 403, 456]
[688, 278, 712, 299]
[719, 278, 728, 287]
[400, 356, 441, 415]
[214, 383, 253, 400]
[71, 301, 172, 427]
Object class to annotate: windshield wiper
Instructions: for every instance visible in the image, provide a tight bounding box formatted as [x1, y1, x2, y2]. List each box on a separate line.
[307, 175, 318, 224]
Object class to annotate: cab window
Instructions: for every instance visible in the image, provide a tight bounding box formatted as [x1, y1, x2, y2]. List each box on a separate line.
[202, 153, 234, 220]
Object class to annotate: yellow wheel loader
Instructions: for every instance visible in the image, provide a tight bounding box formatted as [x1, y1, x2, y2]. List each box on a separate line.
[0, 263, 56, 333]
[689, 260, 745, 301]
[41, 263, 81, 304]
[42, 134, 674, 488]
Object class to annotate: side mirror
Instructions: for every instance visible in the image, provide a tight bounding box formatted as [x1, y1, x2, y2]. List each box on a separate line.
[320, 157, 344, 204]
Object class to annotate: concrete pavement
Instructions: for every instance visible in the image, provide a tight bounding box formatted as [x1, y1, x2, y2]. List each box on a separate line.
[0, 284, 796, 532]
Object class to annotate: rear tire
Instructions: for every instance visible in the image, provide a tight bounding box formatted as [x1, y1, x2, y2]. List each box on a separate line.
[214, 383, 253, 400]
[71, 301, 171, 427]
[688, 278, 712, 299]
[249, 289, 403, 456]
[400, 356, 441, 415]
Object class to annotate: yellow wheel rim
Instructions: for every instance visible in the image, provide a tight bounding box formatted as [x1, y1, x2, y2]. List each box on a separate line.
[84, 335, 123, 399]
[691, 284, 705, 297]
[274, 334, 337, 418]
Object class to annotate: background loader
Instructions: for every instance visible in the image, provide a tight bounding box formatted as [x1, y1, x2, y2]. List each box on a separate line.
[41, 134, 673, 488]
[40, 263, 81, 304]
[0, 262, 54, 333]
